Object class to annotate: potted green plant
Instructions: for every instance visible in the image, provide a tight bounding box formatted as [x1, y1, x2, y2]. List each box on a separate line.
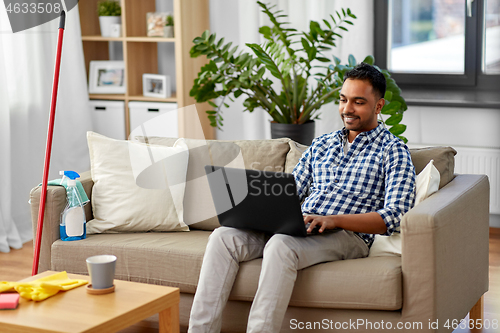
[164, 14, 174, 38]
[190, 2, 408, 145]
[97, 0, 122, 37]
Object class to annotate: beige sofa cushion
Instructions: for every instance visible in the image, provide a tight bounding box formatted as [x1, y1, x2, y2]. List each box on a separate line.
[51, 232, 402, 310]
[285, 140, 309, 173]
[51, 231, 209, 293]
[409, 146, 456, 189]
[132, 137, 291, 231]
[284, 141, 456, 189]
[232, 256, 402, 310]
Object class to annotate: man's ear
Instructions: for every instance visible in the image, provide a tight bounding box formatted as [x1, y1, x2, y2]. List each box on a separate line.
[375, 98, 385, 114]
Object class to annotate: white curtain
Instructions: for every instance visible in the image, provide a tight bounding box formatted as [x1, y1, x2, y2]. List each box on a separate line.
[0, 5, 92, 252]
[209, 0, 374, 140]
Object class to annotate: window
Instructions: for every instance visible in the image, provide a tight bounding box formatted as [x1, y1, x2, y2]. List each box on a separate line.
[375, 0, 500, 91]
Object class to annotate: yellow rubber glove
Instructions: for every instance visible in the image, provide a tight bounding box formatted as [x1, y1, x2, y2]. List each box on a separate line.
[15, 284, 61, 301]
[1, 271, 88, 301]
[0, 281, 16, 293]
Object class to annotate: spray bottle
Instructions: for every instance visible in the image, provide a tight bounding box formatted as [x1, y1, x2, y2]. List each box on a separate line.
[60, 171, 86, 241]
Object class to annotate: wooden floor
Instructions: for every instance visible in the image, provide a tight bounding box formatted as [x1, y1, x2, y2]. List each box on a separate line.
[1, 228, 499, 333]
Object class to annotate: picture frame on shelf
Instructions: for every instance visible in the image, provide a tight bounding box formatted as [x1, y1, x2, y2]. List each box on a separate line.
[89, 61, 126, 94]
[147, 12, 167, 37]
[143, 74, 171, 98]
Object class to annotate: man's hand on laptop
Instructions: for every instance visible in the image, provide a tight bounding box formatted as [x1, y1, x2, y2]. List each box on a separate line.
[303, 214, 337, 234]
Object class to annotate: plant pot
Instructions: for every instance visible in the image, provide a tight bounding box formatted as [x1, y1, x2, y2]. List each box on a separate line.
[163, 26, 174, 38]
[270, 121, 315, 146]
[99, 16, 121, 37]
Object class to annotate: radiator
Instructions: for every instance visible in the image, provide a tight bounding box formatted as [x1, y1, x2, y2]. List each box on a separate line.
[453, 146, 500, 215]
[408, 144, 500, 215]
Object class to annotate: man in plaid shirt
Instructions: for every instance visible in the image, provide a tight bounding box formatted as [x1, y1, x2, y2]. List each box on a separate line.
[296, 63, 415, 247]
[189, 63, 416, 333]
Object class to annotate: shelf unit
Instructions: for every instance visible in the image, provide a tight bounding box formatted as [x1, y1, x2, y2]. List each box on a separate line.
[79, 0, 213, 139]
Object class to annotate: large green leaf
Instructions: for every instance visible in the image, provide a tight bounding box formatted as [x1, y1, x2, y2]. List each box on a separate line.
[193, 37, 205, 44]
[310, 21, 321, 41]
[348, 54, 356, 67]
[194, 44, 208, 51]
[201, 30, 209, 41]
[390, 94, 408, 111]
[362, 55, 375, 65]
[389, 124, 407, 136]
[398, 135, 408, 144]
[386, 78, 402, 96]
[234, 90, 243, 98]
[208, 33, 216, 44]
[301, 38, 311, 53]
[381, 101, 401, 115]
[217, 37, 225, 48]
[385, 114, 403, 126]
[259, 26, 272, 39]
[307, 47, 317, 61]
[246, 43, 283, 80]
[253, 67, 266, 80]
[317, 57, 330, 62]
[221, 42, 232, 54]
[384, 90, 393, 102]
[227, 46, 239, 60]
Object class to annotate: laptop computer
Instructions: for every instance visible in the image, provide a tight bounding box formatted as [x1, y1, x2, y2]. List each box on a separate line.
[204, 165, 317, 237]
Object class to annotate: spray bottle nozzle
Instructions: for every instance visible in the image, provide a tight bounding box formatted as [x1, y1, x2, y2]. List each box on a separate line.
[63, 171, 80, 180]
[60, 171, 80, 187]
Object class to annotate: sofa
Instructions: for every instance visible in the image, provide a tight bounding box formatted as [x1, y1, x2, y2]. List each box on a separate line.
[30, 136, 490, 333]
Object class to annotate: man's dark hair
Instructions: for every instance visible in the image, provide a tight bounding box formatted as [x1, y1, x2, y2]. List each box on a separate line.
[344, 63, 386, 100]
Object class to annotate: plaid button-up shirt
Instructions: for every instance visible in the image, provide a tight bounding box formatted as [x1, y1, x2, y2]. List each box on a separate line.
[293, 123, 416, 247]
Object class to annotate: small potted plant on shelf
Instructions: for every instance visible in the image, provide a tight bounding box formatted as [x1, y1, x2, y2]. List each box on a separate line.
[164, 14, 174, 38]
[97, 0, 122, 37]
[190, 1, 408, 145]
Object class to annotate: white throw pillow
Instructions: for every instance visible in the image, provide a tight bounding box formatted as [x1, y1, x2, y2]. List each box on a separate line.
[86, 132, 190, 234]
[368, 160, 440, 257]
[414, 159, 440, 206]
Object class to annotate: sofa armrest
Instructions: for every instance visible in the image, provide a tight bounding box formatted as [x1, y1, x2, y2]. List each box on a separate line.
[401, 174, 489, 326]
[30, 171, 94, 274]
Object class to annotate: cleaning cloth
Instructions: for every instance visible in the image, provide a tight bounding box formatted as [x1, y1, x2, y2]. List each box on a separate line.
[42, 178, 89, 205]
[0, 271, 88, 301]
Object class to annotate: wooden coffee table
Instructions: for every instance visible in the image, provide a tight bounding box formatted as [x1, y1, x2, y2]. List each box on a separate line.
[0, 271, 180, 333]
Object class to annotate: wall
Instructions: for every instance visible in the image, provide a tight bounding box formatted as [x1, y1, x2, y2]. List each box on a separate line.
[208, 1, 500, 226]
[402, 105, 500, 227]
[208, 0, 375, 140]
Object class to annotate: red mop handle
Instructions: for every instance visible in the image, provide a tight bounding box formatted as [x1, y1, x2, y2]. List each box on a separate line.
[32, 11, 66, 276]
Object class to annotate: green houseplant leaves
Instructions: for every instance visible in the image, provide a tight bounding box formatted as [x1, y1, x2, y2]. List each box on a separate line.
[97, 0, 121, 17]
[189, 1, 408, 143]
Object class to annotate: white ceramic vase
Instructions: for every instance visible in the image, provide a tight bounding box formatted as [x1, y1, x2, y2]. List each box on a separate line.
[163, 26, 174, 38]
[99, 16, 122, 37]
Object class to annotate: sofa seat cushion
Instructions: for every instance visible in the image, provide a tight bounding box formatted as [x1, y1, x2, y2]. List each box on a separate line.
[409, 146, 456, 189]
[232, 256, 402, 310]
[52, 231, 402, 310]
[51, 231, 210, 294]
